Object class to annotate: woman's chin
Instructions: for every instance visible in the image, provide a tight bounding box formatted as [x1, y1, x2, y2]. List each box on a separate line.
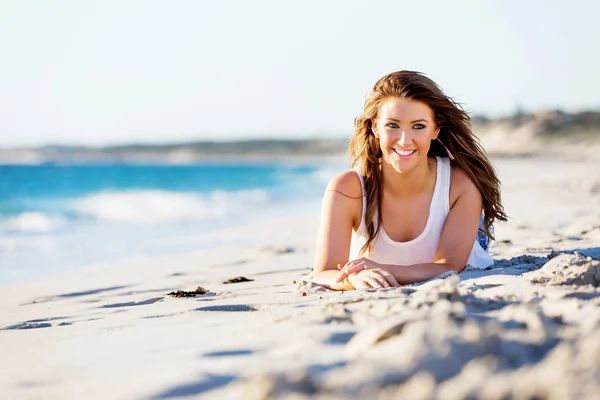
[385, 151, 420, 172]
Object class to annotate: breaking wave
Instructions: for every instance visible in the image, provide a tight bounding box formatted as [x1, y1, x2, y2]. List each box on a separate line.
[73, 189, 269, 224]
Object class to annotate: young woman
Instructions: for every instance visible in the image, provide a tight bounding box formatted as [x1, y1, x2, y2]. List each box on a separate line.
[312, 71, 507, 290]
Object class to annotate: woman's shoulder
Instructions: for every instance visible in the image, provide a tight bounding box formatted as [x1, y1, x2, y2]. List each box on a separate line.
[326, 170, 364, 199]
[449, 164, 481, 205]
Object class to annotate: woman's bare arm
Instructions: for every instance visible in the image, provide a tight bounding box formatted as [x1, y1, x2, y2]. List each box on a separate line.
[312, 171, 363, 290]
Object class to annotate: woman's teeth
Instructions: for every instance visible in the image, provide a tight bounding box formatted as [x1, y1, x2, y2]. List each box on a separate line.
[394, 149, 416, 156]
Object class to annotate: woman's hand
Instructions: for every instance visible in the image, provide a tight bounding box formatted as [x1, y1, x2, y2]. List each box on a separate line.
[346, 268, 400, 289]
[336, 257, 397, 284]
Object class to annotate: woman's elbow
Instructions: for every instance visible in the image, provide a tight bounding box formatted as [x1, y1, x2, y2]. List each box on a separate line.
[311, 269, 353, 291]
[435, 259, 467, 274]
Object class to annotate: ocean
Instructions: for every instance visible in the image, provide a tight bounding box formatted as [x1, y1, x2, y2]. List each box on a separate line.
[0, 162, 343, 285]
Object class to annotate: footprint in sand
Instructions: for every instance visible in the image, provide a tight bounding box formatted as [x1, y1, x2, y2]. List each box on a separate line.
[202, 349, 256, 357]
[563, 292, 600, 300]
[23, 285, 131, 306]
[324, 331, 356, 345]
[117, 288, 175, 297]
[99, 297, 164, 308]
[195, 304, 257, 312]
[1, 316, 71, 330]
[261, 245, 306, 255]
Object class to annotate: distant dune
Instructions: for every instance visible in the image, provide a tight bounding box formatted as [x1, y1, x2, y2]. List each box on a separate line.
[1, 110, 599, 164]
[474, 109, 600, 157]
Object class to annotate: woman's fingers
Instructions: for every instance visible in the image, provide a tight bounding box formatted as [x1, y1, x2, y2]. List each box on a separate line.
[365, 271, 387, 288]
[336, 262, 364, 282]
[380, 270, 400, 287]
[366, 271, 392, 288]
[337, 258, 376, 281]
[370, 273, 389, 288]
[351, 270, 398, 289]
[337, 263, 348, 270]
[338, 257, 365, 272]
[342, 263, 399, 290]
[364, 276, 383, 288]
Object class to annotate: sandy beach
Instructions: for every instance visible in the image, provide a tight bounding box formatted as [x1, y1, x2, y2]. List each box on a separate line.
[1, 155, 600, 400]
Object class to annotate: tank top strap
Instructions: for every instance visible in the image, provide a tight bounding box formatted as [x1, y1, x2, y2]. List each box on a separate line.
[352, 167, 367, 227]
[435, 156, 452, 214]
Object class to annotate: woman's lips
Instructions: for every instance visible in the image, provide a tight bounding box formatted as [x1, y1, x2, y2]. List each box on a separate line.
[393, 148, 416, 158]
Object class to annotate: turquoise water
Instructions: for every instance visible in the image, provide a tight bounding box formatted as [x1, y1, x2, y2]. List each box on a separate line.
[0, 162, 342, 284]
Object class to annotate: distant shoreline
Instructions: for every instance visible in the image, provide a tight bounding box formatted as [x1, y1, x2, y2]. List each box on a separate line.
[0, 154, 350, 166]
[1, 109, 599, 163]
[0, 139, 349, 165]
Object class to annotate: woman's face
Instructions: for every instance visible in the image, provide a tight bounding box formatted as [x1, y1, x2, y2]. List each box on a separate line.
[372, 97, 440, 173]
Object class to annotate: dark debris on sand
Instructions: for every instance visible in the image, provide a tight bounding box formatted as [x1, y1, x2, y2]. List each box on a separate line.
[167, 286, 210, 298]
[223, 276, 254, 284]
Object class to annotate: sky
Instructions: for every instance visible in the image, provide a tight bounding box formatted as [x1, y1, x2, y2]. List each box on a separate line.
[0, 0, 598, 147]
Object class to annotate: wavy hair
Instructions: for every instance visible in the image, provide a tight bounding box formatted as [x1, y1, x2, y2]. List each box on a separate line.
[349, 70, 507, 255]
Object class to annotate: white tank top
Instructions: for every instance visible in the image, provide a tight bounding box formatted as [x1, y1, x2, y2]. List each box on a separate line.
[349, 156, 493, 269]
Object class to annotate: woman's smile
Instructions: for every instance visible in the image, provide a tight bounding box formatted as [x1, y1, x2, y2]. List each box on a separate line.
[393, 148, 417, 158]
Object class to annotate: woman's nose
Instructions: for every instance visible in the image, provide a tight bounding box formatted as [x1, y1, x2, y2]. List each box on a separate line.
[398, 129, 410, 145]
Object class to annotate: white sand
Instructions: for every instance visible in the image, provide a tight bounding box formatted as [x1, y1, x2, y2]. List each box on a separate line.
[1, 156, 599, 400]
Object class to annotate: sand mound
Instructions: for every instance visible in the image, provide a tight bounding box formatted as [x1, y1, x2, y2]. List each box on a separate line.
[526, 253, 600, 287]
[230, 269, 600, 400]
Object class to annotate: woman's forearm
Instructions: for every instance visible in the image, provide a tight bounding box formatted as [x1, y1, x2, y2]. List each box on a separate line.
[385, 262, 464, 285]
[312, 270, 355, 291]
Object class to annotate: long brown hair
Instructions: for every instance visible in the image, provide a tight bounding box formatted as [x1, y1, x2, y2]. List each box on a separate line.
[349, 70, 507, 255]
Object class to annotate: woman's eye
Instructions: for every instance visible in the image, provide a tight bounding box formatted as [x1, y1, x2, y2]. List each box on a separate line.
[413, 124, 425, 130]
[386, 123, 399, 128]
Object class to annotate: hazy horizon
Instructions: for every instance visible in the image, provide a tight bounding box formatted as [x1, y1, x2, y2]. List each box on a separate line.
[1, 0, 598, 148]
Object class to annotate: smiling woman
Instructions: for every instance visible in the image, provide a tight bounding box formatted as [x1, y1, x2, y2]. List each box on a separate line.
[312, 70, 508, 290]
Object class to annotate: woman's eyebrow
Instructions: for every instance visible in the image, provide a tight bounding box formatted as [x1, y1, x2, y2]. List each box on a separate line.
[385, 117, 429, 123]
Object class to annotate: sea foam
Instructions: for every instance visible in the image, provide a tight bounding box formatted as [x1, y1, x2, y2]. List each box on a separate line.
[2, 212, 64, 234]
[73, 189, 268, 224]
